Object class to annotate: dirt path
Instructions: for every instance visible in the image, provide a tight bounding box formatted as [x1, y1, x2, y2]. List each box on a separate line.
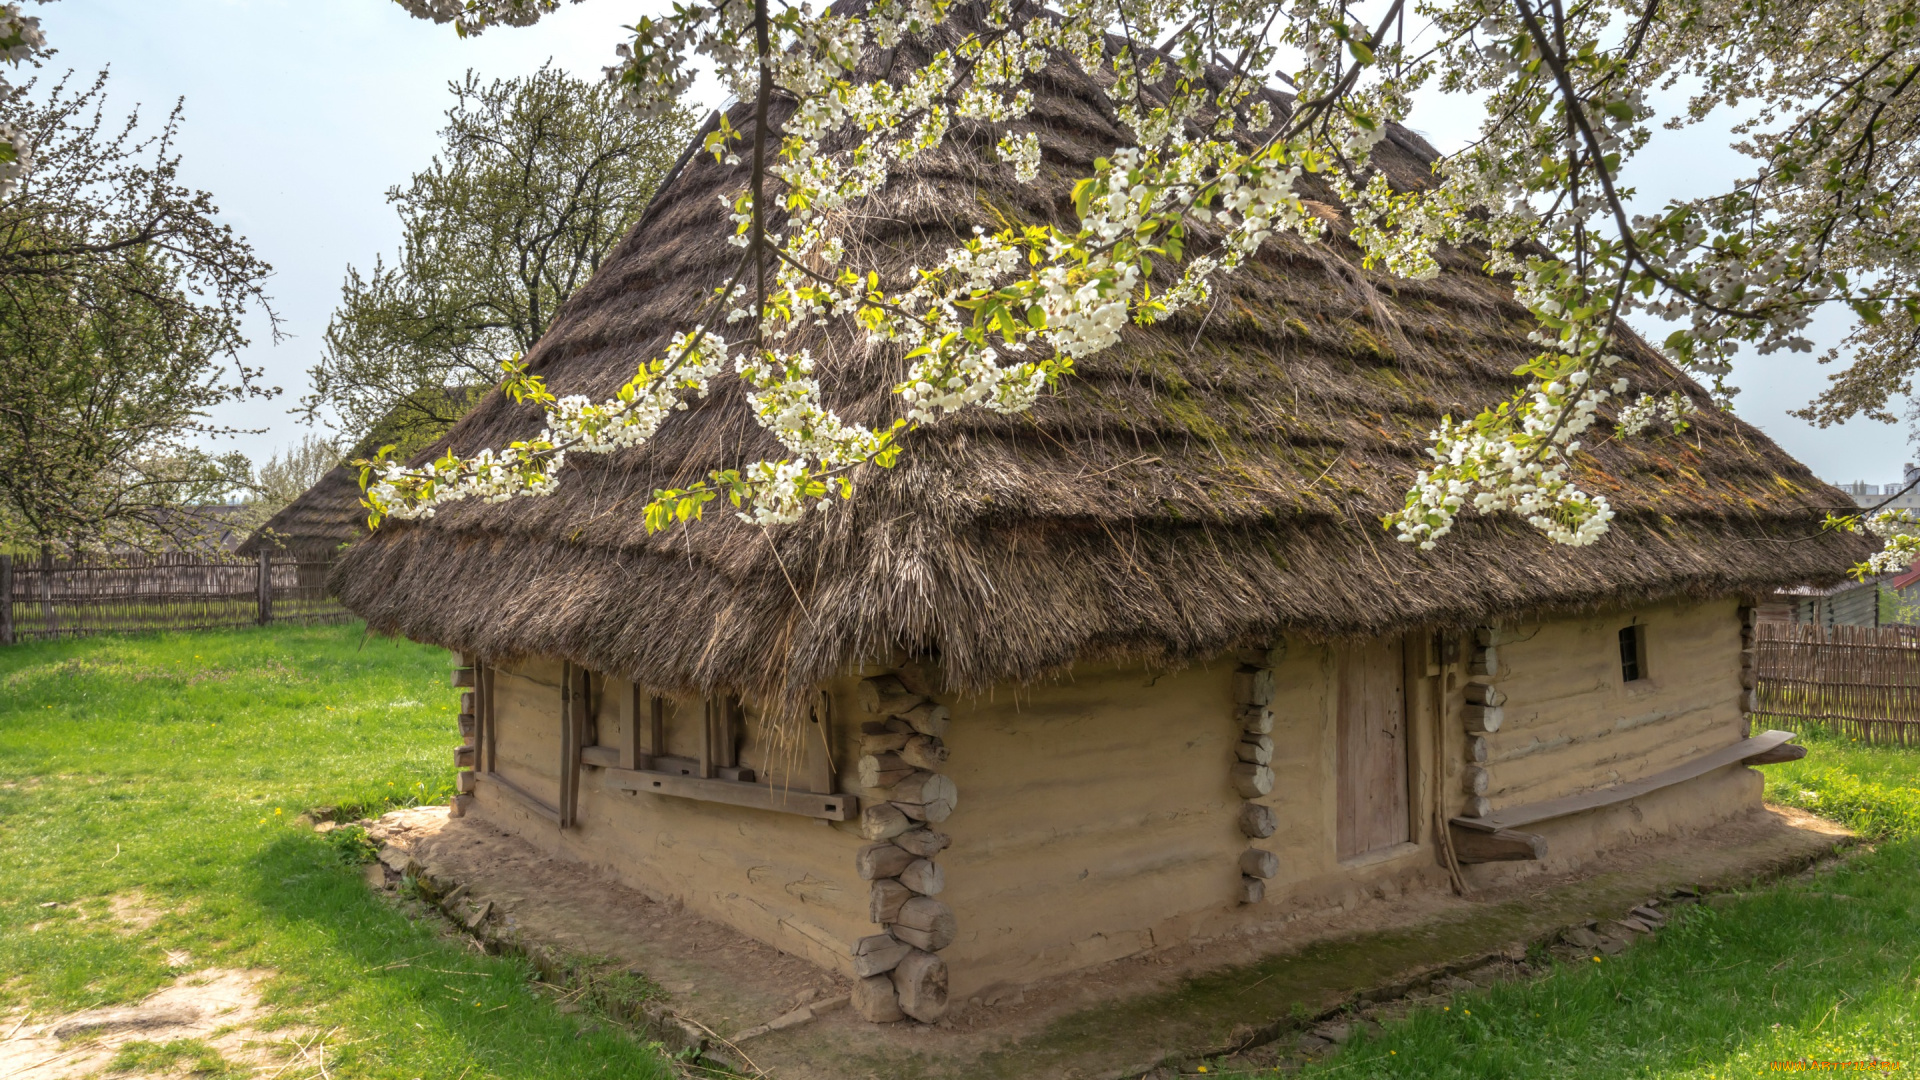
[0, 968, 311, 1080]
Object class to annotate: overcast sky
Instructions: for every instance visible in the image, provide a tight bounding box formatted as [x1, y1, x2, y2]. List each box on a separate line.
[38, 0, 1915, 485]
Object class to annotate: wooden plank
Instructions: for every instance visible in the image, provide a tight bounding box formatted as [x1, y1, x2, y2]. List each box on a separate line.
[1338, 635, 1409, 858]
[804, 688, 836, 795]
[720, 696, 741, 769]
[564, 664, 590, 826]
[481, 771, 564, 824]
[1, 553, 13, 646]
[648, 694, 666, 758]
[480, 664, 496, 774]
[1452, 730, 1799, 832]
[580, 745, 622, 768]
[557, 663, 574, 827]
[698, 698, 715, 779]
[646, 753, 703, 777]
[1748, 741, 1807, 765]
[601, 766, 860, 821]
[1447, 825, 1547, 863]
[623, 683, 644, 770]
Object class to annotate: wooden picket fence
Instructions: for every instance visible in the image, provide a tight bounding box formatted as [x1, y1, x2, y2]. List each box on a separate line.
[0, 551, 349, 643]
[1752, 621, 1920, 745]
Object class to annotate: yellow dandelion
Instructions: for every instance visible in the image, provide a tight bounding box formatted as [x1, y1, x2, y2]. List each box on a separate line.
[274, 808, 282, 815]
[1464, 1010, 1471, 1015]
[1444, 1006, 1450, 1012]
[1198, 1068, 1208, 1075]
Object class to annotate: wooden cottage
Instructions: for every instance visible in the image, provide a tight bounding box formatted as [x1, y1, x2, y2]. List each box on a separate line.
[332, 31, 1865, 1024]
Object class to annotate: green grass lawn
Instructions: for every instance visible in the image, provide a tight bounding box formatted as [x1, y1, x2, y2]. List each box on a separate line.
[1208, 728, 1920, 1079]
[5, 627, 1919, 1080]
[0, 624, 678, 1078]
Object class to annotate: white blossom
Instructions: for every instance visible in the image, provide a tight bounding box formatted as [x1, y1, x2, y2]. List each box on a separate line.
[368, 0, 1920, 580]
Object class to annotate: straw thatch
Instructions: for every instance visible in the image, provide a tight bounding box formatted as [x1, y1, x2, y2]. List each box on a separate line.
[240, 388, 479, 560]
[236, 466, 364, 561]
[332, 16, 1868, 709]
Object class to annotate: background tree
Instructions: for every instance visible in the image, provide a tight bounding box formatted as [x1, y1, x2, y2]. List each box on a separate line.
[236, 432, 343, 530]
[0, 70, 275, 555]
[301, 65, 697, 452]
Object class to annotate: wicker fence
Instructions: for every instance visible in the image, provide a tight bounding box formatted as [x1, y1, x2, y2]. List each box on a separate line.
[1752, 621, 1920, 745]
[0, 551, 349, 643]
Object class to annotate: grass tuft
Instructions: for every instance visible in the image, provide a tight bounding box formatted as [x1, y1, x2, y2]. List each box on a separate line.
[107, 1037, 236, 1076]
[319, 824, 379, 865]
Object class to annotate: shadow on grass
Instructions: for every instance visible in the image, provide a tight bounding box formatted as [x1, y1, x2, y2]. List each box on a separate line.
[239, 830, 681, 1080]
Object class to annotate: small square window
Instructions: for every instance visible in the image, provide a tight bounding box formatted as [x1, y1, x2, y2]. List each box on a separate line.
[1619, 625, 1645, 682]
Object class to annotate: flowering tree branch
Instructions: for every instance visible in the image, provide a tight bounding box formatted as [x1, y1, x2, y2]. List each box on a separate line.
[370, 0, 1920, 579]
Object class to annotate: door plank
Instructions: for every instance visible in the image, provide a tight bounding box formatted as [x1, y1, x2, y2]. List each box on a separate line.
[1338, 636, 1411, 858]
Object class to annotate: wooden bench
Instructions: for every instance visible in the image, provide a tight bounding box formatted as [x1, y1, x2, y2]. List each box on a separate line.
[1447, 730, 1805, 863]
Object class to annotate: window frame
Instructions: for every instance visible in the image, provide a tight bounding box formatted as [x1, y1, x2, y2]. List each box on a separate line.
[1618, 623, 1647, 683]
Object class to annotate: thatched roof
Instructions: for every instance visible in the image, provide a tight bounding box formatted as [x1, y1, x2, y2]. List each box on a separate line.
[332, 18, 1868, 706]
[239, 388, 479, 560]
[235, 464, 362, 561]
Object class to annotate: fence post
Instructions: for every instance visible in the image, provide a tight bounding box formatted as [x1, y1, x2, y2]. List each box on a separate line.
[38, 545, 55, 637]
[257, 549, 272, 626]
[0, 553, 12, 645]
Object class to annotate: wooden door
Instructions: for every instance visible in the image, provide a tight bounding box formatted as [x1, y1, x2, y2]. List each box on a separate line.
[1337, 635, 1410, 858]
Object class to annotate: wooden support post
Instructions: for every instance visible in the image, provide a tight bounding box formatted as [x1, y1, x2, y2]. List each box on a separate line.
[559, 662, 588, 828]
[480, 664, 496, 774]
[716, 695, 739, 770]
[38, 545, 55, 637]
[558, 663, 574, 823]
[622, 683, 644, 770]
[804, 688, 836, 794]
[256, 549, 273, 625]
[0, 553, 12, 645]
[698, 698, 715, 779]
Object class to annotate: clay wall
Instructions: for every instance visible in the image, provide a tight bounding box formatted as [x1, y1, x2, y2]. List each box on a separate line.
[471, 661, 874, 978]
[1453, 596, 1759, 882]
[462, 596, 1762, 999]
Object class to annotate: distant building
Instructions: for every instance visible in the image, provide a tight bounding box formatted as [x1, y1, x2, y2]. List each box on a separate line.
[1758, 578, 1884, 628]
[1835, 463, 1920, 511]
